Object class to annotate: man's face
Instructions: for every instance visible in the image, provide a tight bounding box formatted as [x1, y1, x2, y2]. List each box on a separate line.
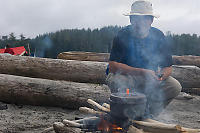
[130, 15, 153, 38]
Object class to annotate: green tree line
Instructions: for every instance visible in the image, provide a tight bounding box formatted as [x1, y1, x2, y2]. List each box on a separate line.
[0, 26, 200, 58]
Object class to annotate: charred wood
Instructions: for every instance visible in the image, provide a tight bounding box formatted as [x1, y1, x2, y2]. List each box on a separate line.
[50, 98, 200, 133]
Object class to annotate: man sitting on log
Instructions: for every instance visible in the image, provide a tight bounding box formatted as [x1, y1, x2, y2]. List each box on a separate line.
[106, 0, 182, 119]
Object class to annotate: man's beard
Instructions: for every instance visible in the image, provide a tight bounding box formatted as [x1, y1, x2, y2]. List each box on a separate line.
[132, 24, 151, 38]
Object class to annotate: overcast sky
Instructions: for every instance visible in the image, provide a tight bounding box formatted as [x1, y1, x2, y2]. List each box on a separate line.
[0, 0, 200, 38]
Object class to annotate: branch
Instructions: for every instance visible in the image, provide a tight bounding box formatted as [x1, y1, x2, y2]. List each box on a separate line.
[79, 107, 106, 116]
[87, 99, 110, 112]
[132, 120, 200, 133]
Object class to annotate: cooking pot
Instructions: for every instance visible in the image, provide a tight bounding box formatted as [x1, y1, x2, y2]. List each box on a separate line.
[110, 92, 147, 120]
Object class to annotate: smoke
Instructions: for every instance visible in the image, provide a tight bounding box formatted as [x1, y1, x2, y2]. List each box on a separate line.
[109, 73, 136, 93]
[34, 35, 53, 57]
[155, 111, 175, 124]
[107, 26, 175, 119]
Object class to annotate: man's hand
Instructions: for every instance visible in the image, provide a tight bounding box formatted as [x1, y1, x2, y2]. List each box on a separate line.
[109, 61, 172, 81]
[145, 69, 171, 81]
[144, 69, 160, 81]
[154, 66, 172, 81]
[158, 67, 172, 81]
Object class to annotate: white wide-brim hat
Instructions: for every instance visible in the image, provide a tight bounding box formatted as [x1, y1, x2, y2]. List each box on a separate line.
[124, 0, 160, 18]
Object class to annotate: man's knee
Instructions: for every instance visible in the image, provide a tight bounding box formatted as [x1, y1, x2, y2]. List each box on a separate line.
[163, 76, 182, 99]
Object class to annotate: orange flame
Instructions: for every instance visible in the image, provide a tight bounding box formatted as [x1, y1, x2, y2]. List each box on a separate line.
[97, 117, 123, 133]
[126, 88, 130, 95]
[112, 125, 123, 130]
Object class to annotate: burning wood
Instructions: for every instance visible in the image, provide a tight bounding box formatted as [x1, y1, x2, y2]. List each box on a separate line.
[42, 98, 200, 133]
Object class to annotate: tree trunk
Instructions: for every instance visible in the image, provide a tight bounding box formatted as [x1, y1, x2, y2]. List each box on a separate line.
[1, 55, 200, 88]
[172, 55, 200, 68]
[0, 54, 107, 84]
[0, 74, 110, 109]
[172, 65, 200, 88]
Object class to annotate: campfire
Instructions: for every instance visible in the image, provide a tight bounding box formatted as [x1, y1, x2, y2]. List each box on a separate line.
[42, 92, 200, 133]
[97, 115, 124, 133]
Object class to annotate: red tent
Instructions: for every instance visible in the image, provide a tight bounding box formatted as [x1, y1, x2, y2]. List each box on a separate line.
[0, 46, 27, 55]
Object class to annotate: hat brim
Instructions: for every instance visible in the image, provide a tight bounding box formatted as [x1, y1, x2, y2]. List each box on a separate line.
[123, 13, 160, 18]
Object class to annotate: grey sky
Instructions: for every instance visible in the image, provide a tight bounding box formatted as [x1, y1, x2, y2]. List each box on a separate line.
[0, 0, 200, 38]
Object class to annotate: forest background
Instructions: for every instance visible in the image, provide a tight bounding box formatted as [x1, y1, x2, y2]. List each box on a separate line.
[0, 26, 199, 58]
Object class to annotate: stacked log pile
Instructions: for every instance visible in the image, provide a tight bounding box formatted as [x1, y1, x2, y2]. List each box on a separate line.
[0, 54, 200, 108]
[0, 53, 200, 132]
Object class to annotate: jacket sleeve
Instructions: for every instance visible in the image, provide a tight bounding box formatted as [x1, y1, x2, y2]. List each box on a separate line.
[159, 34, 173, 68]
[109, 36, 124, 63]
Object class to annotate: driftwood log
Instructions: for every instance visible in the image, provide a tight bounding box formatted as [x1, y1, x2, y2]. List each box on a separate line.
[0, 74, 110, 109]
[57, 52, 200, 67]
[1, 54, 200, 88]
[0, 54, 107, 84]
[172, 55, 200, 68]
[132, 120, 200, 133]
[172, 65, 200, 88]
[57, 51, 110, 62]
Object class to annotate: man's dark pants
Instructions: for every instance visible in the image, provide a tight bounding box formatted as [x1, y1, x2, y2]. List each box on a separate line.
[106, 73, 182, 118]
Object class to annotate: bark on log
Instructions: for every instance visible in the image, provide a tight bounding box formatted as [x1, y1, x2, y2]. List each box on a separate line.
[57, 52, 200, 67]
[172, 65, 200, 88]
[172, 55, 200, 68]
[0, 74, 110, 109]
[57, 51, 110, 62]
[0, 54, 107, 84]
[1, 54, 200, 88]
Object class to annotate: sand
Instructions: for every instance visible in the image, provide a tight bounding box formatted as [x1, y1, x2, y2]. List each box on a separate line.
[0, 92, 199, 133]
